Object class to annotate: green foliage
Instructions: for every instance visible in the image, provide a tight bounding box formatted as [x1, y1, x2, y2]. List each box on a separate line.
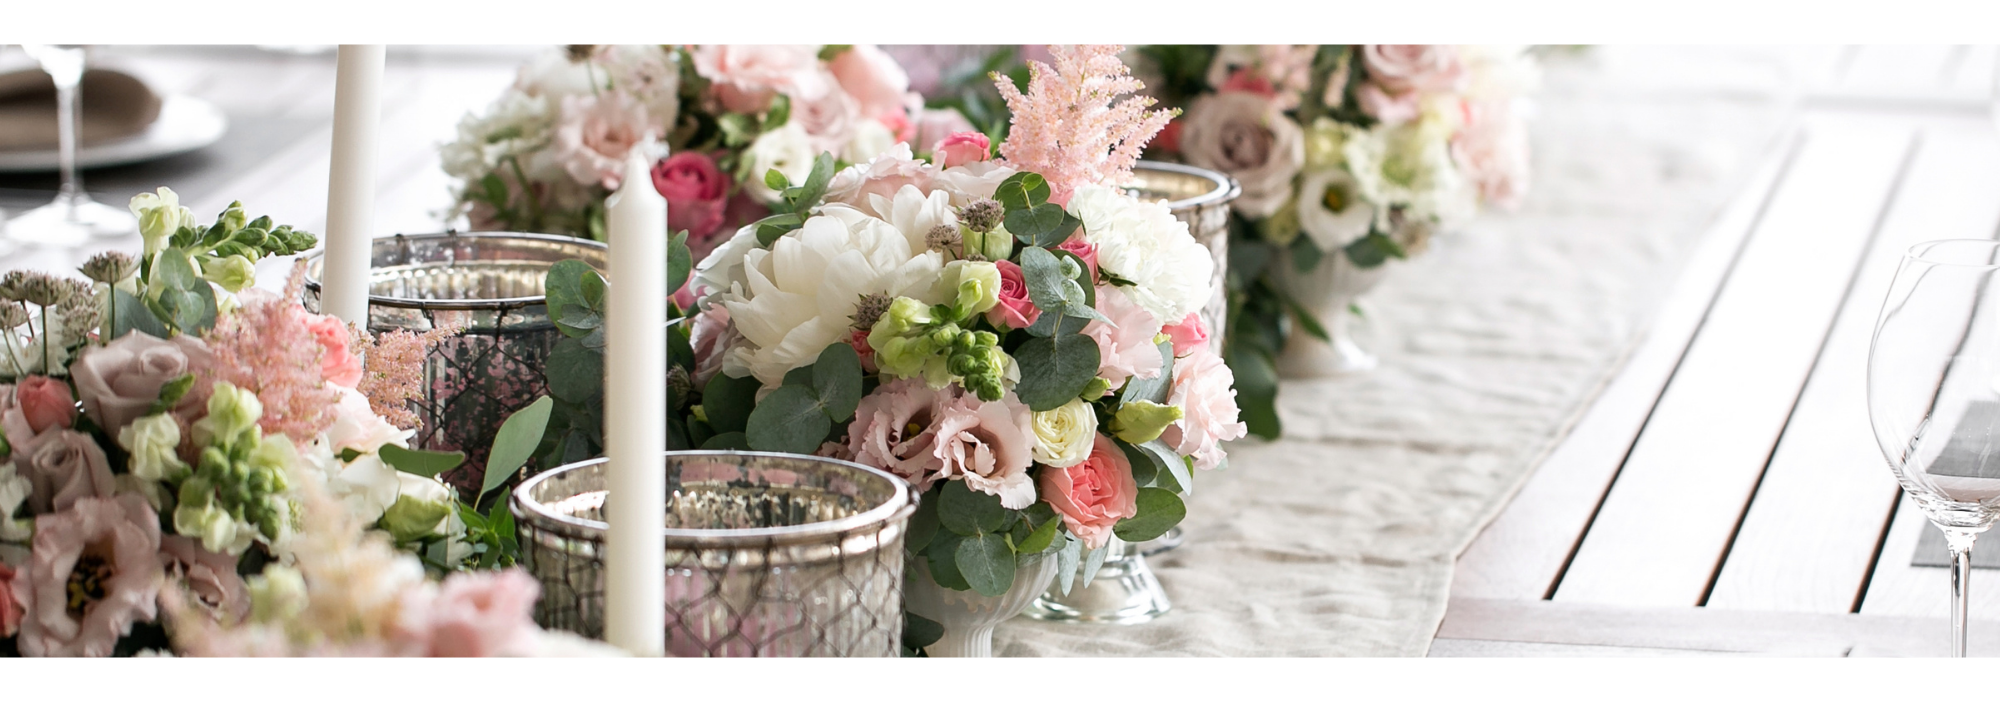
[701, 372, 760, 434]
[482, 396, 553, 502]
[545, 260, 608, 339]
[379, 445, 467, 479]
[937, 479, 1007, 536]
[1011, 329, 1100, 412]
[742, 343, 866, 454]
[956, 533, 1016, 597]
[1114, 488, 1186, 544]
[1118, 339, 1175, 406]
[668, 230, 693, 295]
[769, 152, 837, 219]
[1133, 45, 1219, 109]
[1019, 247, 1106, 325]
[1343, 230, 1406, 269]
[109, 288, 170, 342]
[901, 612, 943, 657]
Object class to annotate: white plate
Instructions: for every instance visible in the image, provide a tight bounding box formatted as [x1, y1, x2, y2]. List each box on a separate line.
[0, 94, 227, 173]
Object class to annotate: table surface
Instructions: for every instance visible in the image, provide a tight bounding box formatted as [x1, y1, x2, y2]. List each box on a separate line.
[1442, 45, 2000, 657]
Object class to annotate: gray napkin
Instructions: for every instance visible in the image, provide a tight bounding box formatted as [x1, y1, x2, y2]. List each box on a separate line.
[0, 68, 162, 151]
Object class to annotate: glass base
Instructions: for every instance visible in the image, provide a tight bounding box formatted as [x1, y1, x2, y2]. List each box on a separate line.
[1137, 526, 1184, 557]
[4, 195, 137, 247]
[1021, 540, 1171, 624]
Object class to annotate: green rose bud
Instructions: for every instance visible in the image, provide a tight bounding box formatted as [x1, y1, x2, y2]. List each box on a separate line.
[199, 254, 257, 293]
[128, 187, 193, 257]
[194, 381, 263, 447]
[119, 413, 189, 482]
[247, 565, 308, 624]
[1109, 400, 1185, 444]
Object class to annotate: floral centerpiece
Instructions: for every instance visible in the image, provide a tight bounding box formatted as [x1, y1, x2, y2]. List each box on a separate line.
[661, 45, 1244, 643]
[442, 44, 975, 269]
[1136, 45, 1539, 435]
[0, 189, 556, 656]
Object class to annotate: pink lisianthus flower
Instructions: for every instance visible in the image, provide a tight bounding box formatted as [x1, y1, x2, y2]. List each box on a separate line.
[1081, 285, 1164, 389]
[157, 534, 251, 623]
[930, 390, 1036, 509]
[13, 375, 75, 434]
[984, 260, 1041, 331]
[1161, 312, 1209, 357]
[14, 494, 162, 657]
[652, 151, 730, 242]
[1039, 434, 1139, 550]
[411, 569, 542, 657]
[1160, 346, 1249, 472]
[844, 379, 945, 492]
[688, 307, 741, 390]
[1355, 82, 1424, 125]
[1452, 99, 1532, 210]
[931, 132, 991, 169]
[304, 313, 364, 389]
[553, 91, 651, 190]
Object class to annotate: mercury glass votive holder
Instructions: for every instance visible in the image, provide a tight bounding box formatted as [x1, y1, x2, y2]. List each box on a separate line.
[1127, 160, 1241, 355]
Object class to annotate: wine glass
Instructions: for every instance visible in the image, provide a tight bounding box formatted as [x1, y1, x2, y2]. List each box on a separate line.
[1, 45, 136, 247]
[1868, 239, 2000, 657]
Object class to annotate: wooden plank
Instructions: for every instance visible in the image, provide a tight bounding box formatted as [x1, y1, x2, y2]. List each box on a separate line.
[1860, 493, 2000, 618]
[1438, 597, 2000, 656]
[1427, 638, 1746, 657]
[1552, 118, 1916, 608]
[1450, 130, 1801, 600]
[1708, 122, 2000, 613]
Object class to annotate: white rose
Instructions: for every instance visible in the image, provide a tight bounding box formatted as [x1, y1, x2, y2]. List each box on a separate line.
[844, 118, 897, 165]
[118, 412, 188, 482]
[743, 122, 818, 204]
[1177, 92, 1305, 219]
[1030, 398, 1098, 469]
[1065, 184, 1215, 325]
[1297, 168, 1376, 251]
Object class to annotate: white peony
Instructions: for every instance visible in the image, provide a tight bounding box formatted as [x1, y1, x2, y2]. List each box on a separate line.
[1297, 167, 1376, 251]
[743, 121, 818, 204]
[931, 161, 1018, 208]
[691, 224, 760, 310]
[869, 184, 959, 254]
[717, 206, 947, 387]
[1030, 398, 1098, 469]
[1064, 184, 1214, 325]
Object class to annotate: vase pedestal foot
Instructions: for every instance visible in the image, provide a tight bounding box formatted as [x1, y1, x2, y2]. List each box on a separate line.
[1022, 540, 1171, 624]
[1276, 323, 1376, 379]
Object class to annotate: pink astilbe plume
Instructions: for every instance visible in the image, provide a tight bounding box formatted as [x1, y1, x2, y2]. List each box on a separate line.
[201, 263, 338, 443]
[351, 325, 458, 431]
[992, 44, 1176, 204]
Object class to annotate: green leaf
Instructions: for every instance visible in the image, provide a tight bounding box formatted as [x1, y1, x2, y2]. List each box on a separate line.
[993, 172, 1050, 211]
[379, 444, 467, 479]
[1141, 439, 1192, 496]
[906, 489, 940, 554]
[956, 533, 1017, 597]
[925, 532, 970, 591]
[764, 168, 792, 192]
[744, 384, 831, 454]
[764, 93, 792, 130]
[1004, 203, 1073, 246]
[701, 373, 761, 434]
[109, 288, 170, 342]
[1081, 539, 1111, 588]
[1018, 246, 1105, 324]
[146, 374, 197, 415]
[1283, 290, 1332, 343]
[1119, 339, 1176, 406]
[668, 230, 693, 295]
[752, 212, 804, 247]
[700, 431, 750, 450]
[785, 152, 836, 214]
[812, 343, 863, 422]
[782, 365, 816, 388]
[1056, 534, 1083, 595]
[936, 479, 1007, 536]
[482, 396, 554, 500]
[1343, 230, 1405, 268]
[1289, 233, 1324, 273]
[1011, 332, 1101, 412]
[903, 612, 944, 650]
[480, 172, 510, 207]
[556, 304, 602, 331]
[546, 337, 603, 404]
[545, 260, 606, 339]
[1117, 438, 1162, 488]
[1015, 513, 1061, 554]
[1112, 488, 1186, 543]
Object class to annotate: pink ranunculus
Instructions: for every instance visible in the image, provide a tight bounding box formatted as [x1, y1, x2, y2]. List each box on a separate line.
[14, 494, 162, 657]
[1082, 285, 1164, 389]
[1452, 99, 1532, 210]
[929, 390, 1036, 509]
[13, 376, 75, 434]
[823, 146, 939, 219]
[985, 260, 1041, 331]
[1039, 434, 1139, 550]
[157, 534, 251, 623]
[418, 569, 542, 657]
[1361, 44, 1466, 96]
[910, 108, 976, 156]
[0, 563, 21, 637]
[304, 313, 363, 389]
[1162, 312, 1210, 357]
[829, 44, 911, 122]
[1054, 238, 1100, 281]
[554, 91, 651, 191]
[931, 131, 991, 169]
[20, 429, 114, 516]
[653, 151, 730, 243]
[1355, 81, 1424, 125]
[69, 332, 214, 439]
[691, 45, 824, 114]
[1160, 346, 1249, 472]
[844, 379, 945, 492]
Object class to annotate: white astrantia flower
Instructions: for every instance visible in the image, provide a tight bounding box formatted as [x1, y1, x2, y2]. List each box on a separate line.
[743, 122, 818, 204]
[1297, 167, 1376, 251]
[1064, 184, 1214, 325]
[717, 205, 948, 387]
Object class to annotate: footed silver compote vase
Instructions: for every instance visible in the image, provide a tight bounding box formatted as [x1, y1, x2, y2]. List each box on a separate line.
[1271, 245, 1391, 378]
[1020, 536, 1168, 624]
[904, 552, 1060, 657]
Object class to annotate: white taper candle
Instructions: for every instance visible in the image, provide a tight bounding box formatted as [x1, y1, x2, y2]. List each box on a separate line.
[321, 45, 385, 325]
[603, 140, 667, 657]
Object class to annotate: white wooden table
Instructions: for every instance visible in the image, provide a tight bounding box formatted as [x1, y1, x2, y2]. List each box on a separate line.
[1441, 46, 2000, 657]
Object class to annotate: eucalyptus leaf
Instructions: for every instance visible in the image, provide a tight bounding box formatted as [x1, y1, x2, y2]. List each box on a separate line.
[936, 479, 1007, 536]
[546, 337, 603, 404]
[1112, 488, 1186, 543]
[903, 612, 944, 650]
[379, 445, 468, 479]
[1289, 233, 1324, 273]
[1225, 344, 1282, 440]
[1056, 534, 1082, 596]
[993, 172, 1050, 211]
[1117, 438, 1162, 488]
[109, 288, 170, 342]
[545, 260, 605, 339]
[812, 343, 863, 422]
[1003, 203, 1070, 245]
[1011, 332, 1100, 411]
[1343, 231, 1405, 268]
[1119, 339, 1175, 406]
[956, 533, 1017, 597]
[906, 491, 940, 554]
[925, 531, 970, 590]
[668, 230, 692, 295]
[701, 373, 761, 434]
[1015, 513, 1061, 554]
[700, 432, 750, 450]
[482, 396, 554, 500]
[1140, 439, 1192, 497]
[1081, 540, 1110, 588]
[744, 384, 831, 454]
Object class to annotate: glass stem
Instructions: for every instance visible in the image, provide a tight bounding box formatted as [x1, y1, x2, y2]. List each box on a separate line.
[1944, 528, 1978, 658]
[54, 71, 80, 207]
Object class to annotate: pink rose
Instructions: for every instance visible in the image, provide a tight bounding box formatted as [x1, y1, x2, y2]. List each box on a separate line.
[20, 429, 115, 516]
[1160, 346, 1248, 472]
[844, 379, 945, 492]
[845, 328, 878, 374]
[931, 131, 991, 169]
[1452, 99, 1532, 210]
[1355, 82, 1424, 125]
[691, 45, 823, 114]
[1081, 285, 1164, 389]
[1218, 67, 1276, 98]
[554, 91, 651, 190]
[823, 146, 938, 219]
[828, 44, 911, 121]
[1361, 44, 1466, 95]
[1054, 238, 1099, 281]
[304, 313, 363, 389]
[909, 108, 975, 155]
[0, 563, 21, 638]
[14, 494, 162, 657]
[652, 151, 730, 241]
[984, 260, 1041, 331]
[1162, 312, 1209, 357]
[1038, 435, 1139, 550]
[70, 331, 214, 439]
[930, 390, 1036, 509]
[416, 569, 541, 657]
[788, 70, 862, 154]
[158, 534, 251, 623]
[1153, 119, 1184, 155]
[13, 376, 75, 434]
[1178, 91, 1305, 219]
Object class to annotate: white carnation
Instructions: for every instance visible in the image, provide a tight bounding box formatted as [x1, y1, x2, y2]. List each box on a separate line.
[1065, 184, 1214, 324]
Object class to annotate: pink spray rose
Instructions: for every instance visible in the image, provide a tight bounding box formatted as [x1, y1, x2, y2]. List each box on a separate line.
[1160, 346, 1249, 472]
[930, 390, 1036, 509]
[14, 494, 162, 657]
[828, 44, 912, 122]
[691, 45, 824, 114]
[304, 313, 363, 389]
[1039, 434, 1139, 550]
[69, 331, 214, 439]
[1082, 285, 1165, 389]
[415, 569, 542, 657]
[1452, 100, 1532, 210]
[985, 260, 1042, 331]
[910, 108, 977, 156]
[1162, 312, 1210, 357]
[1357, 45, 1464, 125]
[688, 307, 742, 390]
[13, 375, 75, 434]
[931, 131, 991, 169]
[787, 72, 862, 155]
[0, 563, 21, 637]
[1054, 238, 1100, 281]
[20, 429, 115, 516]
[554, 91, 651, 190]
[157, 534, 251, 623]
[1218, 67, 1277, 98]
[1355, 82, 1424, 125]
[651, 151, 731, 242]
[844, 379, 945, 492]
